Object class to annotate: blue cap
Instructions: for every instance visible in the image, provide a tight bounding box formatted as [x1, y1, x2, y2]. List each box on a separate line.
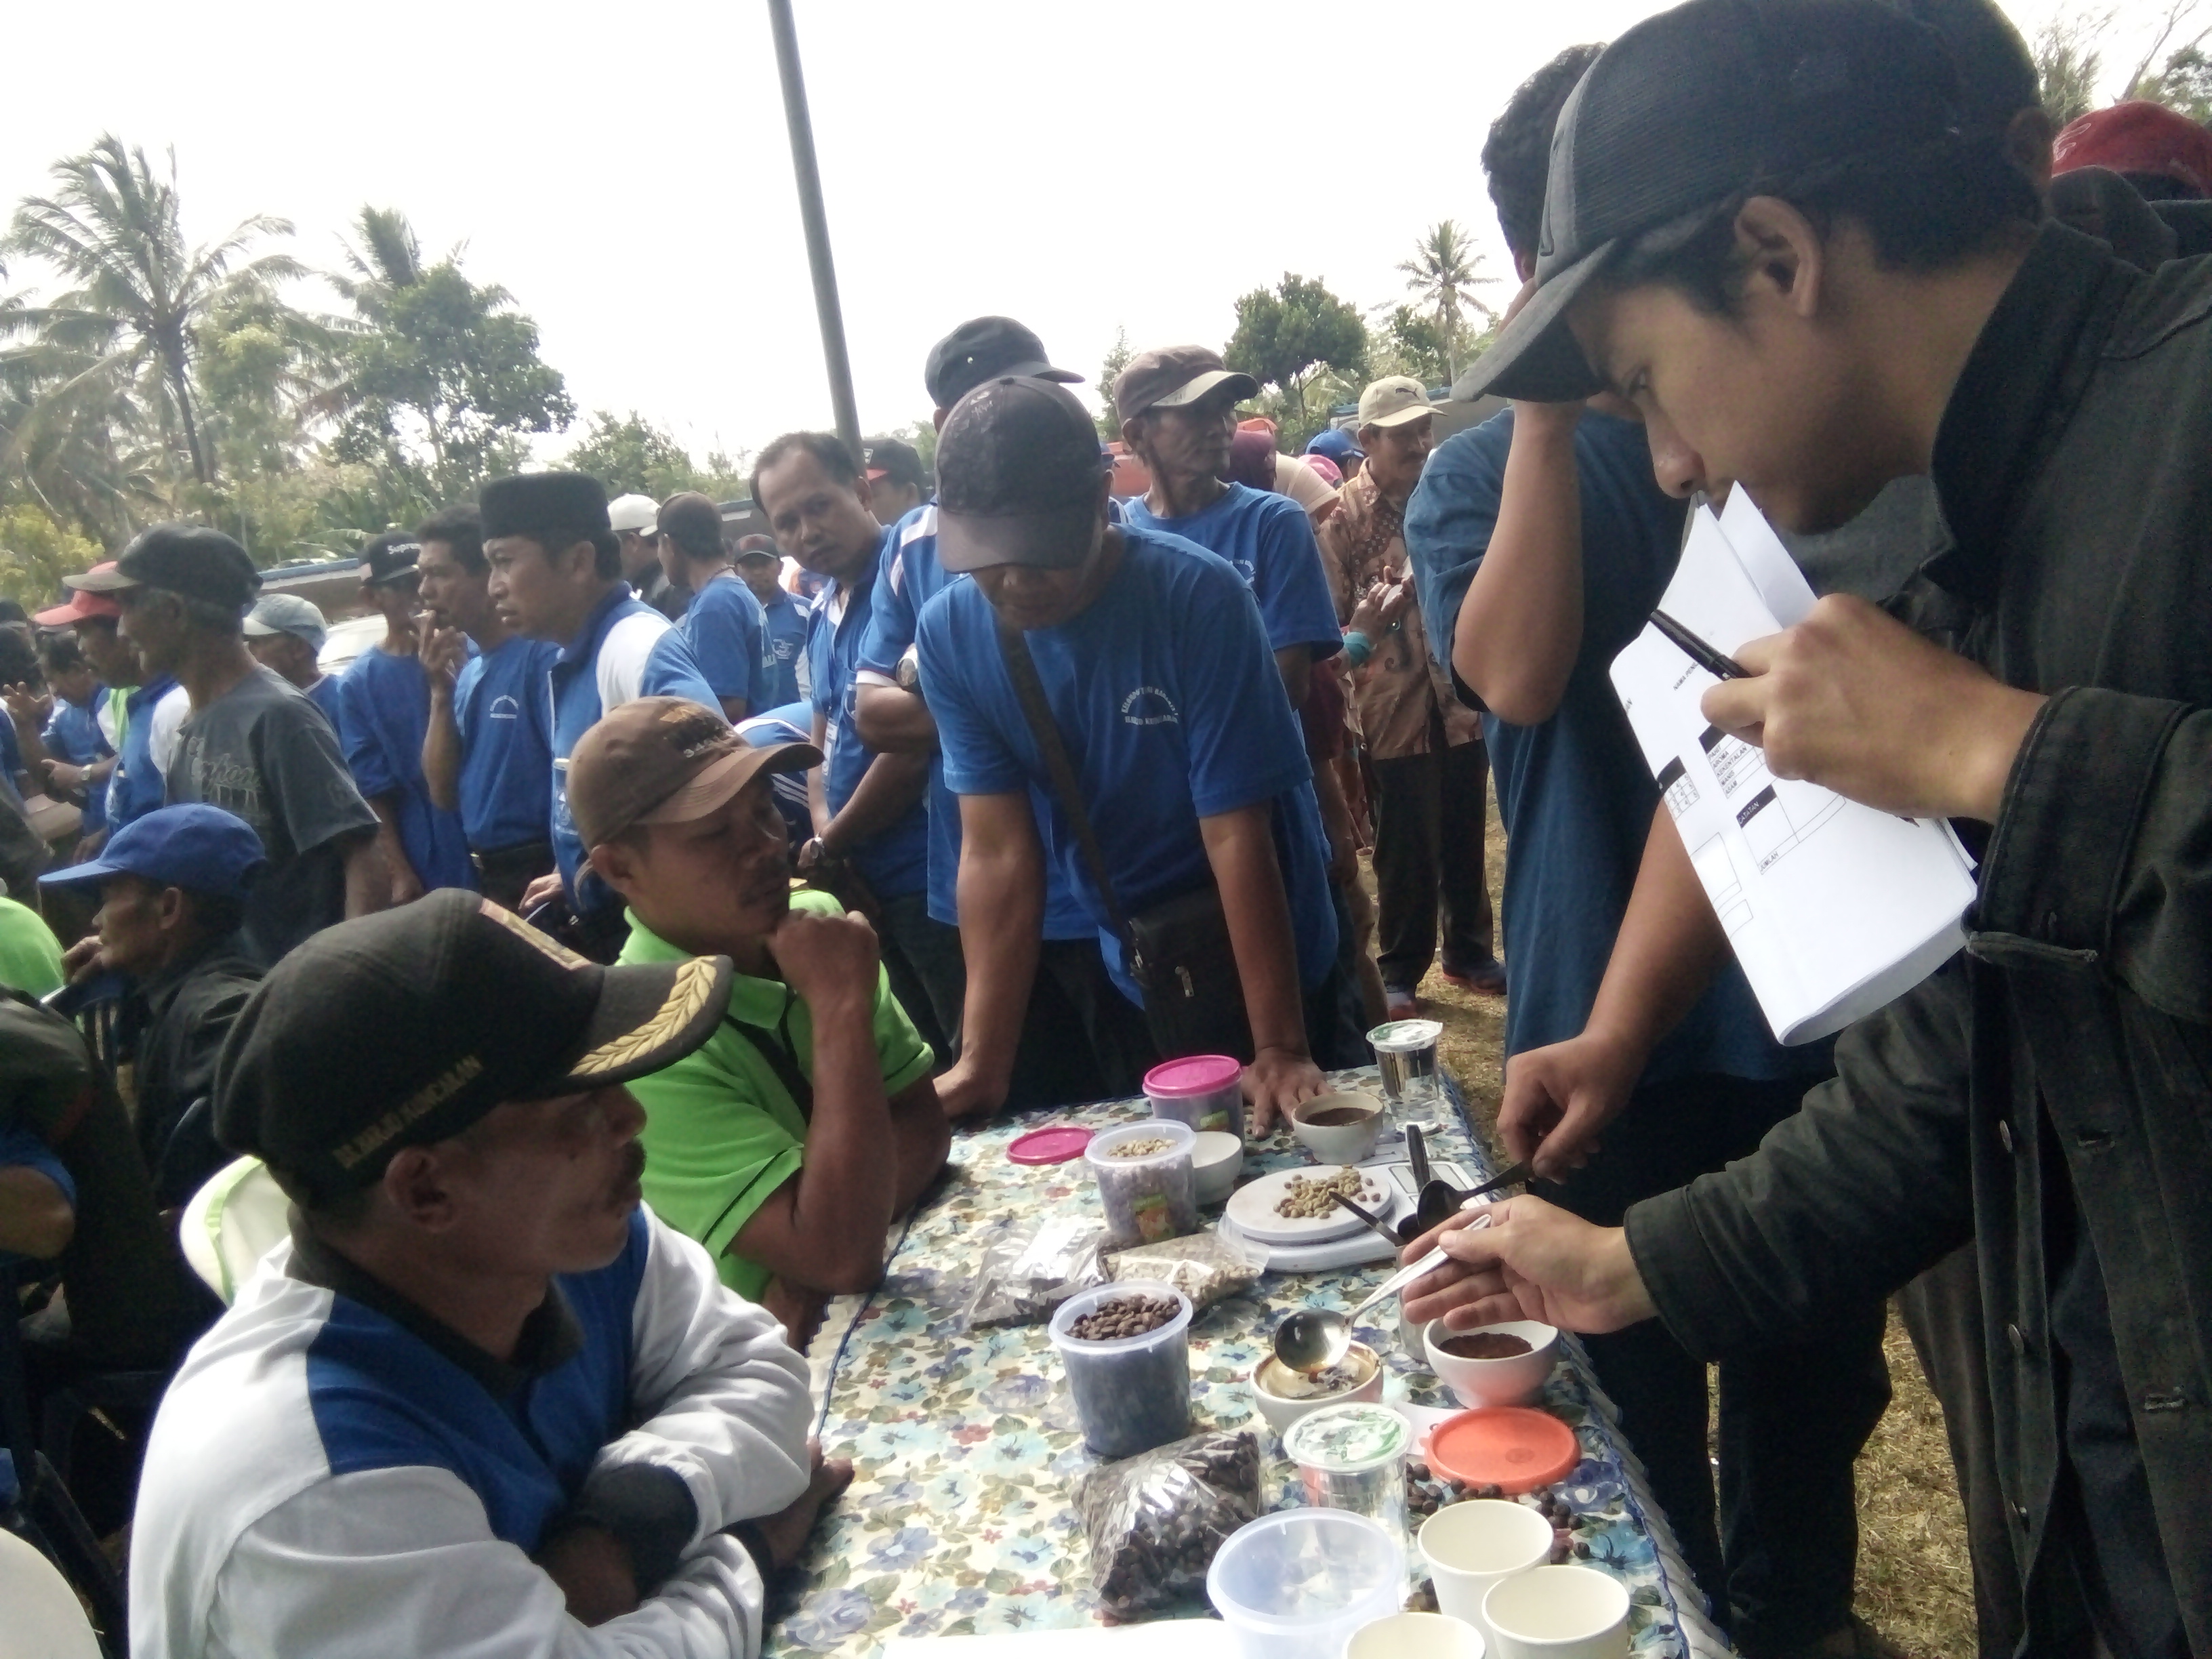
[1306, 427, 1364, 466]
[40, 804, 267, 901]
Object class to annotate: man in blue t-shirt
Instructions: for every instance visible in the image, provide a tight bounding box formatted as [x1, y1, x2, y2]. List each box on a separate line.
[243, 593, 348, 733]
[752, 433, 947, 1062]
[916, 376, 1360, 1128]
[1401, 49, 1883, 1656]
[337, 531, 475, 903]
[657, 492, 767, 721]
[1115, 345, 1342, 708]
[480, 471, 722, 962]
[35, 633, 111, 842]
[415, 503, 558, 912]
[849, 316, 1149, 1109]
[735, 539, 810, 708]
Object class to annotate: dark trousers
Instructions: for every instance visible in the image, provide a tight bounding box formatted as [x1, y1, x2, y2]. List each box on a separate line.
[877, 892, 962, 1071]
[1897, 1244, 2025, 1659]
[1370, 735, 1495, 990]
[1548, 1071, 1892, 1656]
[471, 841, 555, 914]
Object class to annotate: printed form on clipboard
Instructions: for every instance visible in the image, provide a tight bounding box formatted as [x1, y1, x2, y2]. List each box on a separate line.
[1610, 489, 1979, 1046]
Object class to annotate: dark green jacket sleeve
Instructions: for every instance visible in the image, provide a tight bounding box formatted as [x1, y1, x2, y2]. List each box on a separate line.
[1624, 964, 1978, 1357]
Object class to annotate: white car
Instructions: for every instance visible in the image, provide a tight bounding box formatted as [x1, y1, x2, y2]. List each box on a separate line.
[316, 615, 387, 677]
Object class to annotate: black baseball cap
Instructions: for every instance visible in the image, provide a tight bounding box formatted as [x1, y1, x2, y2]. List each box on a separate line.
[213, 890, 731, 1202]
[934, 378, 1111, 573]
[924, 316, 1082, 411]
[361, 530, 422, 588]
[75, 525, 260, 613]
[1463, 0, 1964, 403]
[863, 436, 927, 493]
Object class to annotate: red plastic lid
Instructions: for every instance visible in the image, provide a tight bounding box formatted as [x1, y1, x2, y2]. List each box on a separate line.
[1143, 1054, 1243, 1097]
[1008, 1125, 1094, 1165]
[1422, 1408, 1579, 1494]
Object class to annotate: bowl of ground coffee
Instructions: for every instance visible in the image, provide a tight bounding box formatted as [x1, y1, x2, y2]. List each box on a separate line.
[1424, 1318, 1559, 1408]
[1289, 1090, 1385, 1164]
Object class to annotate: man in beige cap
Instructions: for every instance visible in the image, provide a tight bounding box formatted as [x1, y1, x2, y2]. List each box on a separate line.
[1115, 346, 1343, 708]
[609, 491, 687, 621]
[573, 696, 947, 1347]
[1320, 377, 1499, 1012]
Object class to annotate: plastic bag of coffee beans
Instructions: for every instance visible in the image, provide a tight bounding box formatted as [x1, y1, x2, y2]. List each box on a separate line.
[962, 1215, 1109, 1330]
[1105, 1227, 1266, 1312]
[1075, 1429, 1262, 1618]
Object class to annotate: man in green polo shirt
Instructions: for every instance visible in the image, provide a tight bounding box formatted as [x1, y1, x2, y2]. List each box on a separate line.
[569, 696, 947, 1346]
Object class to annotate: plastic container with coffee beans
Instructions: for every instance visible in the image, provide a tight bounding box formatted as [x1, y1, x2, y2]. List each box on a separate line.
[1050, 1281, 1195, 1458]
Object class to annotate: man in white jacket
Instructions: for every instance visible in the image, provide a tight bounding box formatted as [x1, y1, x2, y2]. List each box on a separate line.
[129, 888, 847, 1658]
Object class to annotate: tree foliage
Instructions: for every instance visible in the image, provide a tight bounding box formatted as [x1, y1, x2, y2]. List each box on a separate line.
[0, 501, 102, 610]
[1096, 325, 1133, 441]
[1396, 220, 1498, 384]
[2037, 10, 2113, 126]
[1225, 274, 1368, 438]
[558, 410, 756, 504]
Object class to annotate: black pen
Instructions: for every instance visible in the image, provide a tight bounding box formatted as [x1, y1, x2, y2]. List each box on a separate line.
[1650, 608, 1750, 680]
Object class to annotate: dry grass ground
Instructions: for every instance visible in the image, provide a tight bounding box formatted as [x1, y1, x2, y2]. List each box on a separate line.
[1396, 779, 1978, 1657]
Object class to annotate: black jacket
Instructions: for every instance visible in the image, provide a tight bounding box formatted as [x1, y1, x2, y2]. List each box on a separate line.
[1625, 224, 2212, 1650]
[129, 930, 260, 1208]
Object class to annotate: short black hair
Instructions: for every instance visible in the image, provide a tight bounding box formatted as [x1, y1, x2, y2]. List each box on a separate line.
[0, 627, 41, 689]
[1607, 131, 2041, 314]
[750, 432, 861, 514]
[37, 634, 87, 676]
[0, 601, 26, 626]
[1485, 44, 1607, 262]
[416, 503, 487, 574]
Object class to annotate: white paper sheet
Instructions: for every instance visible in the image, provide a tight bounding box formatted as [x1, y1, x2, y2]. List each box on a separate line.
[1610, 504, 1978, 1044]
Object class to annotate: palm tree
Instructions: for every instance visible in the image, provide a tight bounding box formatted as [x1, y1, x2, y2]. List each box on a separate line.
[329, 205, 425, 324]
[4, 135, 302, 487]
[1397, 220, 1500, 386]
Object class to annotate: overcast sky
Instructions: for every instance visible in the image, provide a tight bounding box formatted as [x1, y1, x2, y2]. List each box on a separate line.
[0, 0, 2183, 466]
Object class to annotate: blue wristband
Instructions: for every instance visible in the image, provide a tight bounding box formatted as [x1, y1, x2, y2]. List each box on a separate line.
[1342, 630, 1372, 666]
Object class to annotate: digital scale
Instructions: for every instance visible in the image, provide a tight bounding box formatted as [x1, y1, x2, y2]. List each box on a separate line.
[1218, 1158, 1478, 1272]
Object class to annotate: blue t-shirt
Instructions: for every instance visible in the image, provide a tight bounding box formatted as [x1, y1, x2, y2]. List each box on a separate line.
[918, 526, 1338, 1004]
[305, 674, 348, 734]
[452, 636, 558, 853]
[0, 1122, 75, 1264]
[108, 675, 178, 832]
[735, 705, 815, 856]
[758, 586, 811, 710]
[806, 527, 929, 901]
[1406, 409, 1820, 1084]
[339, 644, 475, 893]
[854, 504, 1091, 937]
[680, 571, 770, 717]
[41, 695, 111, 835]
[1122, 483, 1343, 661]
[550, 586, 723, 905]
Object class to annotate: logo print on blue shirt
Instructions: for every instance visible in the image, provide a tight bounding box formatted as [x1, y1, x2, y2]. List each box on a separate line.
[1120, 687, 1181, 727]
[489, 695, 520, 721]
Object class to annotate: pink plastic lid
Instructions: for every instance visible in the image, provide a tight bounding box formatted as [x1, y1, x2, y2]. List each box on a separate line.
[1422, 1407, 1579, 1494]
[1143, 1054, 1244, 1098]
[1008, 1125, 1094, 1165]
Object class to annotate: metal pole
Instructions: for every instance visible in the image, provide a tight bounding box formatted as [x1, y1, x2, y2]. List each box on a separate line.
[766, 0, 863, 460]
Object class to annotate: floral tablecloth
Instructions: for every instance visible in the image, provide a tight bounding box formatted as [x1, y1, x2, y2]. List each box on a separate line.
[767, 1067, 1734, 1659]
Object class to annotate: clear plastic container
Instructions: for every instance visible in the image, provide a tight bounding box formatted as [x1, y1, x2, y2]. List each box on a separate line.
[1048, 1280, 1194, 1458]
[1206, 1508, 1406, 1659]
[1086, 1119, 1199, 1248]
[1143, 1054, 1246, 1140]
[1368, 1018, 1444, 1105]
[1283, 1403, 1411, 1545]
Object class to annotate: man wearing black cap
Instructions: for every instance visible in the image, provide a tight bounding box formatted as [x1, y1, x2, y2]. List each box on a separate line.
[574, 698, 947, 1343]
[337, 529, 474, 905]
[1115, 345, 1342, 708]
[82, 525, 386, 964]
[916, 377, 1358, 1130]
[129, 889, 845, 1657]
[733, 537, 811, 710]
[659, 492, 769, 722]
[1399, 1, 2212, 1652]
[478, 471, 722, 961]
[848, 316, 1144, 1111]
[862, 436, 928, 528]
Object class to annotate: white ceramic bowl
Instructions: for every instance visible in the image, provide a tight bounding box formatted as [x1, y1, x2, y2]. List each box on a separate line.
[1246, 1342, 1386, 1436]
[1290, 1090, 1385, 1164]
[1424, 1319, 1561, 1408]
[1191, 1130, 1244, 1204]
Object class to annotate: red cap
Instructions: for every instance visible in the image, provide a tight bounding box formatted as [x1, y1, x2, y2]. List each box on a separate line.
[2053, 100, 2212, 197]
[35, 565, 124, 627]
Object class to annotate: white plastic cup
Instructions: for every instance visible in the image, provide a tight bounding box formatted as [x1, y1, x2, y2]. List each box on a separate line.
[1208, 1509, 1406, 1659]
[1085, 1119, 1199, 1248]
[1481, 1565, 1630, 1659]
[1346, 1610, 1486, 1659]
[1284, 1403, 1411, 1544]
[1047, 1281, 1193, 1458]
[1419, 1499, 1556, 1651]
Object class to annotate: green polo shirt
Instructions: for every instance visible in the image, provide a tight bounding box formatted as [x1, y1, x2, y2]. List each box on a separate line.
[0, 897, 64, 996]
[617, 890, 935, 1300]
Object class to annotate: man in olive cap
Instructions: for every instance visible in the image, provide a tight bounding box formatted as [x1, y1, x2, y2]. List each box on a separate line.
[130, 890, 847, 1657]
[80, 524, 386, 964]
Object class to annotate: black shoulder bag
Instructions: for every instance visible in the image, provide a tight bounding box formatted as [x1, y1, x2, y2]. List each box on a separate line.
[995, 621, 1254, 1063]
